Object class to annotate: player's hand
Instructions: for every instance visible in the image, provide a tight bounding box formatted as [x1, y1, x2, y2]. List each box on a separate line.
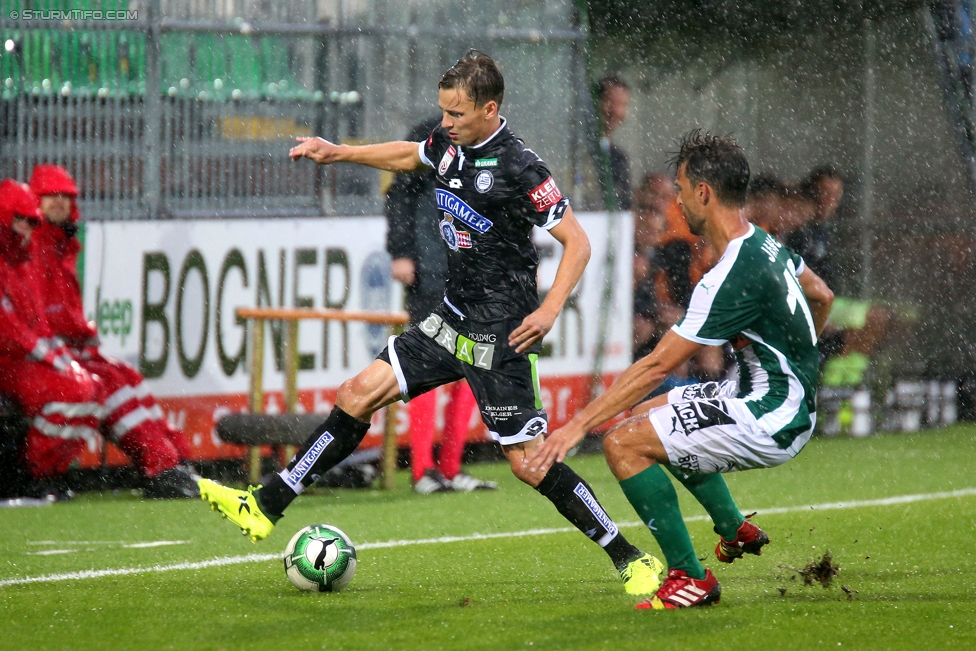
[289, 137, 341, 164]
[390, 258, 416, 286]
[508, 308, 556, 354]
[528, 421, 587, 474]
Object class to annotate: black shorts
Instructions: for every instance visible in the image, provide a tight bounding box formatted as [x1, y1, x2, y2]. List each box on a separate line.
[376, 303, 547, 445]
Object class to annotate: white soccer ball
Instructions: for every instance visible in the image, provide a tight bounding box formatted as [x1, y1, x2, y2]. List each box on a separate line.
[283, 524, 357, 592]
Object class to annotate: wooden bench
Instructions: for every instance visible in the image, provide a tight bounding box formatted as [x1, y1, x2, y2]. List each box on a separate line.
[233, 307, 409, 488]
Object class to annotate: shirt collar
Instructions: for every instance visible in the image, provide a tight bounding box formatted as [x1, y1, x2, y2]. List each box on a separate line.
[468, 117, 507, 150]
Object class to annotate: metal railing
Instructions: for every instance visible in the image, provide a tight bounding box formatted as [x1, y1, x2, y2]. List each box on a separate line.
[0, 0, 586, 219]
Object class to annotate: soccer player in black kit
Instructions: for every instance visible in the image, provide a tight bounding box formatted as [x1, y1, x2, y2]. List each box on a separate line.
[198, 51, 663, 597]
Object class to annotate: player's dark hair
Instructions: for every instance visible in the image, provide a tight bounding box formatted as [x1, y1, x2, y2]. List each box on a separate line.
[800, 165, 845, 202]
[670, 129, 750, 208]
[438, 50, 504, 108]
[807, 165, 843, 184]
[596, 75, 630, 99]
[748, 174, 787, 199]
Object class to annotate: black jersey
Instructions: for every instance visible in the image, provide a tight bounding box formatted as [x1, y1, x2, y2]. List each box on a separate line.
[418, 117, 570, 323]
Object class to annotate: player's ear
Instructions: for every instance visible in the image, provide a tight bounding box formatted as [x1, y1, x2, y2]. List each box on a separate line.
[698, 182, 711, 206]
[482, 100, 498, 120]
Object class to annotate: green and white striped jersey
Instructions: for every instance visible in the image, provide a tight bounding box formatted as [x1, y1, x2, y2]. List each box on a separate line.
[673, 224, 819, 449]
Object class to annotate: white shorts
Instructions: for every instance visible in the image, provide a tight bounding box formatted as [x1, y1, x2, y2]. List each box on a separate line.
[647, 381, 812, 474]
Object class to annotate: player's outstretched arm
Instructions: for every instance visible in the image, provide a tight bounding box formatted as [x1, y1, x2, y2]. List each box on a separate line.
[528, 331, 702, 473]
[797, 266, 834, 336]
[289, 137, 426, 172]
[508, 207, 590, 353]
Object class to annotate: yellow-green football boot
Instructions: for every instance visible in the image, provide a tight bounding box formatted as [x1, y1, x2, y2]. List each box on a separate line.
[198, 479, 276, 543]
[619, 551, 665, 595]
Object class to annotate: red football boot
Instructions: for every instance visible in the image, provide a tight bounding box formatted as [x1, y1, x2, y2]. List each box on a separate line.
[636, 568, 721, 610]
[715, 514, 770, 563]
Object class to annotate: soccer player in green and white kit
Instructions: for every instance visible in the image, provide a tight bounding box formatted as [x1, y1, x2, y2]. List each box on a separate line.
[529, 130, 835, 609]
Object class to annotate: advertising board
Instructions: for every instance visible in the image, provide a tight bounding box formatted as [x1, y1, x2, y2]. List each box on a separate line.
[78, 212, 632, 466]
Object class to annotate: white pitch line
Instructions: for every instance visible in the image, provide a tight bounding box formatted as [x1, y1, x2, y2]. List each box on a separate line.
[0, 554, 280, 587]
[28, 541, 125, 546]
[3, 486, 975, 589]
[27, 540, 190, 547]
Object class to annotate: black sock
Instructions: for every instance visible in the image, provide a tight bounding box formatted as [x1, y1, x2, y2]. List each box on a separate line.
[256, 406, 370, 518]
[534, 462, 640, 568]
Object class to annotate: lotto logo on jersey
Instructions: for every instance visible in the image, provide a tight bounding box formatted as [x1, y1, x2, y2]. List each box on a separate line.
[438, 146, 457, 176]
[529, 176, 563, 211]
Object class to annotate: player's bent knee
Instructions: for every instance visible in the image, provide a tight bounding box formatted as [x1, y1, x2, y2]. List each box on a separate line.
[604, 416, 662, 479]
[335, 377, 372, 419]
[508, 456, 546, 487]
[336, 362, 402, 420]
[501, 441, 547, 487]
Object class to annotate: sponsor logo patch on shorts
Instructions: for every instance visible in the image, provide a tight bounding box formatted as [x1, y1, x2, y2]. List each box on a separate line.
[671, 400, 736, 435]
[419, 312, 494, 369]
[675, 454, 701, 473]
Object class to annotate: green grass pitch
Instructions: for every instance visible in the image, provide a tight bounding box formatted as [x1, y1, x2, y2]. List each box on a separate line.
[3, 426, 976, 650]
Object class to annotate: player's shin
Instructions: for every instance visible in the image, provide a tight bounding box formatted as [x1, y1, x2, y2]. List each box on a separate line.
[665, 465, 744, 541]
[619, 464, 706, 579]
[256, 406, 370, 518]
[534, 462, 640, 567]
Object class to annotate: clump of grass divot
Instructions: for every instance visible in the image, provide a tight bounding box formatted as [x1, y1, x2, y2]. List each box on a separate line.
[798, 551, 839, 588]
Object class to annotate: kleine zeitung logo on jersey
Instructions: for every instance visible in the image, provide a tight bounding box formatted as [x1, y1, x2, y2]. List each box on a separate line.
[529, 176, 562, 211]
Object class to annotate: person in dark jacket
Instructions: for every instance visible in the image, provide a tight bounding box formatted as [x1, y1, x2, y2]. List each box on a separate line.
[595, 75, 632, 211]
[385, 118, 495, 494]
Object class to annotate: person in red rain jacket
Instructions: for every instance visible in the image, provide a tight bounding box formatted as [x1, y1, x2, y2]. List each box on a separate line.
[0, 179, 103, 497]
[28, 165, 199, 498]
